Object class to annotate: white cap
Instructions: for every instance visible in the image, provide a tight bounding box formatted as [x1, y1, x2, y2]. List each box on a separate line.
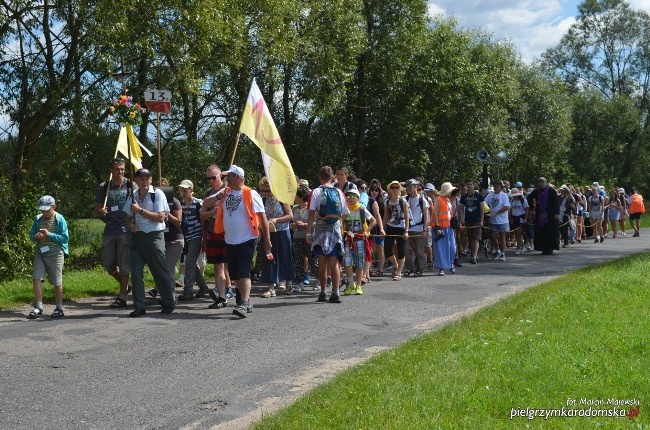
[223, 165, 245, 177]
[514, 181, 523, 188]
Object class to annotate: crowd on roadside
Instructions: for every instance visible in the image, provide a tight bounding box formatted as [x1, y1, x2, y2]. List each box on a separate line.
[25, 159, 646, 320]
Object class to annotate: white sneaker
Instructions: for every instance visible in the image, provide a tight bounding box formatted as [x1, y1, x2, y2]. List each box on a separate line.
[514, 248, 522, 255]
[497, 252, 506, 261]
[622, 232, 627, 237]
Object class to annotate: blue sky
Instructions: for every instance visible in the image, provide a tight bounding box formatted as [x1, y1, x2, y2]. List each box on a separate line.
[427, 0, 650, 62]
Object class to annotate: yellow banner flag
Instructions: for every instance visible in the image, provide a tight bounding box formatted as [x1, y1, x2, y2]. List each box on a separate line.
[115, 124, 152, 170]
[239, 79, 297, 205]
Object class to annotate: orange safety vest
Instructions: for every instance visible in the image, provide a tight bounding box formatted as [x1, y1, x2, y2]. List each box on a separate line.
[213, 186, 259, 236]
[629, 194, 645, 214]
[435, 195, 451, 228]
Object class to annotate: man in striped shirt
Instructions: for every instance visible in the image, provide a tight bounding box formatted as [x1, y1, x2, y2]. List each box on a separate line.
[178, 180, 210, 299]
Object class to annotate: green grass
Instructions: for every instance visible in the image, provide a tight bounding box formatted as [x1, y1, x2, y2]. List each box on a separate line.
[68, 218, 105, 256]
[253, 252, 650, 429]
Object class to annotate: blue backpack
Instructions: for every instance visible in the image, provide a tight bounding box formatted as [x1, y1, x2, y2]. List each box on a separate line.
[318, 186, 343, 224]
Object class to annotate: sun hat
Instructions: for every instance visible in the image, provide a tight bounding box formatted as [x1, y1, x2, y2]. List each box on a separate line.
[222, 165, 245, 177]
[299, 179, 309, 187]
[508, 188, 523, 197]
[438, 182, 457, 197]
[178, 179, 194, 189]
[559, 184, 570, 193]
[37, 195, 55, 210]
[387, 180, 401, 190]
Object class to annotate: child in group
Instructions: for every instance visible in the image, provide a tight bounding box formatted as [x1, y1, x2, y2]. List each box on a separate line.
[28, 195, 69, 319]
[342, 189, 376, 295]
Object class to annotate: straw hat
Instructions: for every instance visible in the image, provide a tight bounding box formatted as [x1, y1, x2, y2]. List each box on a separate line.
[508, 188, 523, 197]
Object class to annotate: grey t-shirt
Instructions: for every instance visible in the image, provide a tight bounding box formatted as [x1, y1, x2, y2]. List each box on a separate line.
[95, 179, 134, 236]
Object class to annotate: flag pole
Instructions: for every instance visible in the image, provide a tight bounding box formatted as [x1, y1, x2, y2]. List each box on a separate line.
[229, 131, 242, 166]
[102, 145, 121, 209]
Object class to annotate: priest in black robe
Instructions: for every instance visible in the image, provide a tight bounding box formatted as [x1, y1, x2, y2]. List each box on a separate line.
[527, 177, 560, 255]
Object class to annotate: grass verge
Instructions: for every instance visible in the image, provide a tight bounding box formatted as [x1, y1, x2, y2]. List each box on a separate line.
[253, 252, 650, 429]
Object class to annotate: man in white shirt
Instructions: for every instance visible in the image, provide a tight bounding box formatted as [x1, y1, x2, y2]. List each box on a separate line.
[404, 179, 429, 275]
[204, 165, 271, 318]
[485, 180, 510, 261]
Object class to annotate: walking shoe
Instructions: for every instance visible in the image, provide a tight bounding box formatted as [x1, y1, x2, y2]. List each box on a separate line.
[209, 287, 219, 302]
[177, 292, 194, 301]
[326, 277, 332, 288]
[491, 251, 499, 260]
[317, 291, 327, 302]
[328, 293, 341, 303]
[622, 232, 627, 237]
[497, 252, 506, 261]
[514, 248, 522, 255]
[354, 284, 363, 295]
[303, 274, 310, 285]
[438, 269, 445, 276]
[633, 231, 640, 237]
[147, 289, 158, 298]
[600, 236, 604, 243]
[129, 308, 146, 318]
[50, 308, 64, 318]
[343, 283, 355, 295]
[195, 286, 210, 299]
[450, 267, 456, 274]
[594, 236, 600, 243]
[27, 307, 43, 319]
[160, 306, 174, 314]
[294, 282, 304, 293]
[226, 288, 235, 299]
[453, 258, 463, 267]
[232, 302, 253, 318]
[208, 297, 228, 309]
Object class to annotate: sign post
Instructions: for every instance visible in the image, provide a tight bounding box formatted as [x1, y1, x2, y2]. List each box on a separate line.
[144, 89, 172, 185]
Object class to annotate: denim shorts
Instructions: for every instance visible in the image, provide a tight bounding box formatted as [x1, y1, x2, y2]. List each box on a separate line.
[490, 223, 510, 233]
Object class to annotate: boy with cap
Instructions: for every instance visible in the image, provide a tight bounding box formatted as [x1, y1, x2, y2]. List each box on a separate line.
[28, 196, 69, 319]
[342, 188, 376, 295]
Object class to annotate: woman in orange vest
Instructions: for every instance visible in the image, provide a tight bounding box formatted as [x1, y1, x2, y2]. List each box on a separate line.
[628, 187, 645, 237]
[432, 182, 458, 276]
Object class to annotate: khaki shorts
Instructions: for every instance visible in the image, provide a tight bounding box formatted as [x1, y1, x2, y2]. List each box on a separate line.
[466, 223, 482, 242]
[33, 249, 64, 286]
[102, 233, 131, 275]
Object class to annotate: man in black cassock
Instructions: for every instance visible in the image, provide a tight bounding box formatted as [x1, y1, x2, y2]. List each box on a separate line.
[527, 177, 560, 255]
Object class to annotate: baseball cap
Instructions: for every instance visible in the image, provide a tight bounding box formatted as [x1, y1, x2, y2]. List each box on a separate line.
[514, 181, 523, 188]
[222, 165, 245, 177]
[178, 179, 194, 189]
[135, 168, 152, 177]
[618, 188, 625, 194]
[405, 178, 421, 187]
[592, 181, 599, 187]
[346, 189, 360, 198]
[423, 183, 435, 192]
[37, 195, 55, 211]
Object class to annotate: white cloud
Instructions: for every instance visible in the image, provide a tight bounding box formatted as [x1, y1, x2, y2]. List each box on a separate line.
[427, 0, 574, 62]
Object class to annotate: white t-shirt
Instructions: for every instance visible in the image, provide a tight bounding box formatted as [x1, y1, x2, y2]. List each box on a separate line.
[222, 189, 264, 245]
[486, 191, 510, 225]
[407, 194, 430, 232]
[510, 197, 528, 217]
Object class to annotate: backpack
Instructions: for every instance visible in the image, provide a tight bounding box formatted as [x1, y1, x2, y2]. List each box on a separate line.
[386, 197, 410, 224]
[319, 186, 343, 225]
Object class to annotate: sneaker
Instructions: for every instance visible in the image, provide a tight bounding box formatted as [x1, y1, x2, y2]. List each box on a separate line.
[232, 302, 253, 318]
[328, 293, 341, 303]
[174, 280, 184, 288]
[303, 274, 310, 285]
[354, 284, 363, 295]
[209, 297, 228, 309]
[514, 248, 522, 255]
[622, 232, 627, 237]
[195, 286, 210, 299]
[470, 257, 478, 264]
[209, 288, 219, 302]
[600, 236, 604, 243]
[129, 308, 146, 318]
[160, 306, 174, 314]
[450, 267, 456, 274]
[177, 292, 194, 301]
[491, 251, 499, 260]
[317, 291, 327, 302]
[497, 252, 506, 261]
[50, 308, 64, 318]
[226, 288, 234, 299]
[525, 245, 532, 252]
[326, 277, 333, 288]
[438, 269, 445, 276]
[294, 282, 304, 293]
[633, 231, 640, 237]
[344, 283, 355, 296]
[453, 258, 463, 267]
[27, 307, 43, 319]
[594, 236, 600, 243]
[312, 281, 321, 291]
[147, 289, 158, 298]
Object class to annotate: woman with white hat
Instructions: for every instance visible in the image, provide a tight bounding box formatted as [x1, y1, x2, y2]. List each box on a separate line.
[508, 187, 528, 254]
[431, 182, 457, 275]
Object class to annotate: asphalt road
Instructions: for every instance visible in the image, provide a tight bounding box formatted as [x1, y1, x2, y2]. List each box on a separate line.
[1, 232, 648, 429]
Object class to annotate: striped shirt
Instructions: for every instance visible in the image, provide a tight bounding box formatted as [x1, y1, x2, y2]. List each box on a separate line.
[181, 197, 203, 241]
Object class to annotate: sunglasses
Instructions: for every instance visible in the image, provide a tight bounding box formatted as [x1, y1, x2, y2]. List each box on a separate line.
[346, 195, 358, 199]
[359, 186, 367, 191]
[206, 176, 218, 181]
